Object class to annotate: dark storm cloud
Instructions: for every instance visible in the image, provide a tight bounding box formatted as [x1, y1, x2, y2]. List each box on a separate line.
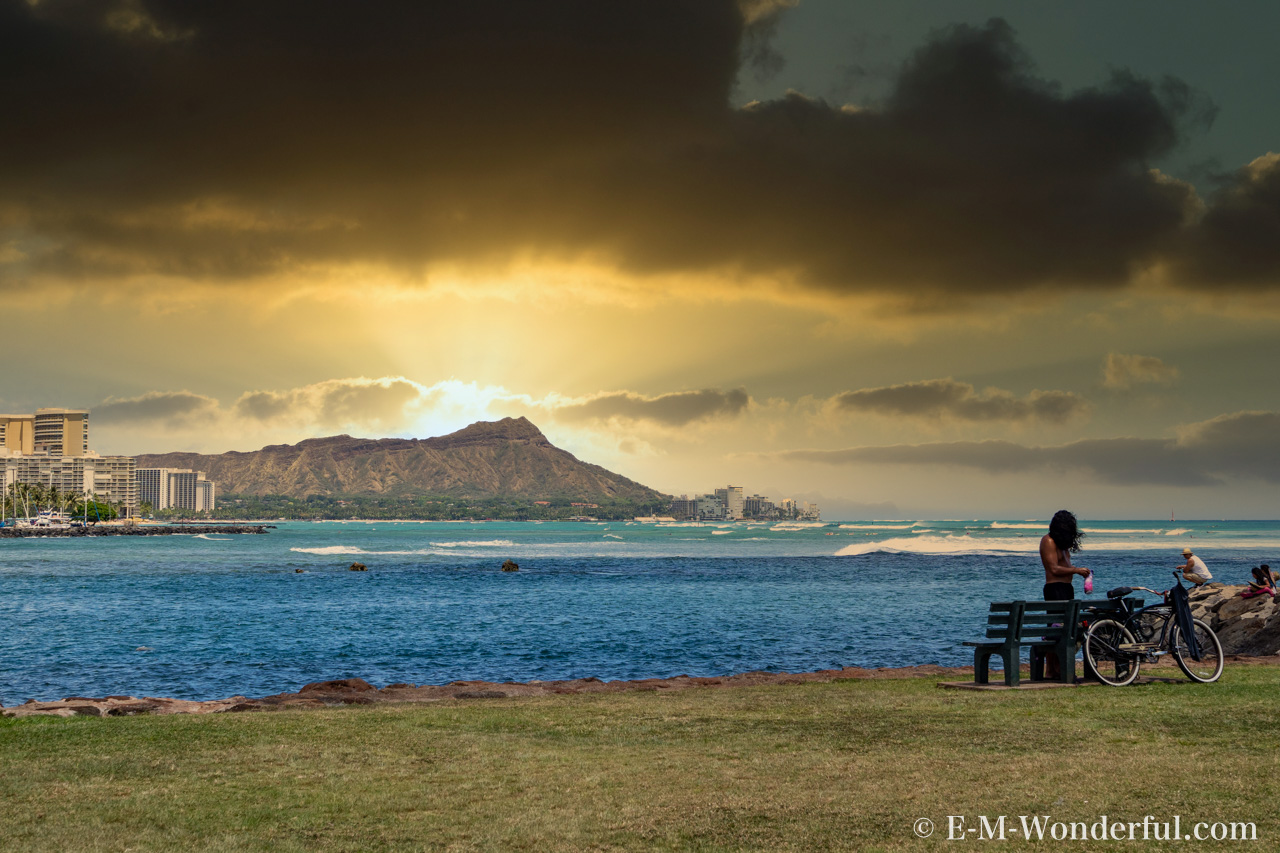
[0, 5, 1262, 294]
[778, 411, 1280, 486]
[1171, 154, 1280, 288]
[833, 379, 1088, 424]
[94, 391, 218, 425]
[554, 388, 750, 427]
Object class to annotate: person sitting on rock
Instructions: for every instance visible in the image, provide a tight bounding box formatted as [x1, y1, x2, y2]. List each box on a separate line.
[1242, 564, 1277, 599]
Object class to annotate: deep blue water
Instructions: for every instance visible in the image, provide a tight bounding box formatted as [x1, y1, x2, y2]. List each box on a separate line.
[2, 519, 1275, 704]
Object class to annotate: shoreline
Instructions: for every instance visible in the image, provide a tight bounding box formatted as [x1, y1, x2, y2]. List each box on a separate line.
[8, 655, 1280, 718]
[0, 665, 971, 718]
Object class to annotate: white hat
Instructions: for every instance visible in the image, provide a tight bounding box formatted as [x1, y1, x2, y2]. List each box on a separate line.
[1182, 548, 1193, 556]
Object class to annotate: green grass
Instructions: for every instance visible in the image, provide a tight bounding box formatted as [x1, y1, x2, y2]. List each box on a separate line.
[3, 667, 1279, 851]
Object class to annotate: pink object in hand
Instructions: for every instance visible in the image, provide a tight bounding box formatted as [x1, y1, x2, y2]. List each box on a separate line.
[1083, 571, 1094, 594]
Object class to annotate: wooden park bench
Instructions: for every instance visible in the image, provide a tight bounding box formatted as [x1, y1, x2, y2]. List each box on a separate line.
[964, 600, 1083, 686]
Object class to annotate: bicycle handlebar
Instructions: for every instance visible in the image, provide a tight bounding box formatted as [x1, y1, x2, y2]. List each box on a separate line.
[1103, 572, 1184, 601]
[1106, 584, 1164, 599]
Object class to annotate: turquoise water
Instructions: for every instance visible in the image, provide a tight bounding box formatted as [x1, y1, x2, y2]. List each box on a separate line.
[1, 519, 1275, 705]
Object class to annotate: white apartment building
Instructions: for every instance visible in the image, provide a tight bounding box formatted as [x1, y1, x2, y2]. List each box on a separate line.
[195, 478, 215, 512]
[714, 486, 744, 520]
[696, 494, 725, 520]
[137, 468, 216, 512]
[1, 452, 137, 516]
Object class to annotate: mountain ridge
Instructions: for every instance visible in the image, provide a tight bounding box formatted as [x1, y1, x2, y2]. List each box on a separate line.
[134, 417, 665, 502]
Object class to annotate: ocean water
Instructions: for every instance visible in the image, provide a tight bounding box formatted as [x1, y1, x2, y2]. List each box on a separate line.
[1, 519, 1276, 705]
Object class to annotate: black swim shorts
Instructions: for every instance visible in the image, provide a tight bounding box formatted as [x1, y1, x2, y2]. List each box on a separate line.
[1043, 581, 1074, 601]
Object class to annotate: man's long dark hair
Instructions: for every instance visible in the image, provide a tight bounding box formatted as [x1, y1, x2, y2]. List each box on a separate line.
[1049, 510, 1084, 553]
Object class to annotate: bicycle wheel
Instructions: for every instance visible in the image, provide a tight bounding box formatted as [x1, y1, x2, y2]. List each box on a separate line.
[1084, 619, 1140, 686]
[1172, 618, 1224, 683]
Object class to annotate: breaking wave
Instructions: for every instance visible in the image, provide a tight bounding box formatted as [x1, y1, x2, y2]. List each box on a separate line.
[429, 540, 516, 548]
[290, 545, 371, 555]
[835, 535, 1038, 557]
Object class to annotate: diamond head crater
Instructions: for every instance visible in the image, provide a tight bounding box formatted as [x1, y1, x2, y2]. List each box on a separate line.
[134, 417, 671, 521]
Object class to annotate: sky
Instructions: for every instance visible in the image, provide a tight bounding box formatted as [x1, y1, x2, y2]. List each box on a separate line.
[3, 0, 1280, 520]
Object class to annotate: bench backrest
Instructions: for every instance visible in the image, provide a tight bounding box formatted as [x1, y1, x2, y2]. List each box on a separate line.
[980, 601, 1024, 640]
[975, 600, 1082, 642]
[1019, 600, 1081, 641]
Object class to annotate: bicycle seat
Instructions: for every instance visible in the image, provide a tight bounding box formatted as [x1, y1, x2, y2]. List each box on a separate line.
[1107, 586, 1133, 599]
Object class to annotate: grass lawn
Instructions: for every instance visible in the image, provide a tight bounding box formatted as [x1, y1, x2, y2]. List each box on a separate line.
[2, 666, 1278, 851]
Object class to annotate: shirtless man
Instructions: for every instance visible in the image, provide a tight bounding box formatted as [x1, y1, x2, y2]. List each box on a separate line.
[1041, 510, 1090, 599]
[1040, 510, 1090, 678]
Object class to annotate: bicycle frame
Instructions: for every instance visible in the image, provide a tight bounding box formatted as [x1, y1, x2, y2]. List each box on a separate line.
[1120, 600, 1176, 662]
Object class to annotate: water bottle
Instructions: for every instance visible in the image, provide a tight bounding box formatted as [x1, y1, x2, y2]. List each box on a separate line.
[1083, 570, 1094, 595]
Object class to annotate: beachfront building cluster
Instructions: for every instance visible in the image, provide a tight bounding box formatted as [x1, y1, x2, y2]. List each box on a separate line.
[670, 486, 820, 522]
[0, 408, 138, 516]
[137, 468, 216, 512]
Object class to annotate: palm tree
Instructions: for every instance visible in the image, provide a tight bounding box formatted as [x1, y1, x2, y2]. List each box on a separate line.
[27, 482, 47, 517]
[1, 482, 18, 519]
[64, 489, 86, 521]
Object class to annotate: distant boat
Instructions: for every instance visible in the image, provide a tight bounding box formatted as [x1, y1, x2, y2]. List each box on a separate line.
[13, 510, 74, 529]
[33, 510, 73, 529]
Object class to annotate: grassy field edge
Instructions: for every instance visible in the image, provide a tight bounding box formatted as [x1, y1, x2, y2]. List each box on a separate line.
[2, 666, 1277, 851]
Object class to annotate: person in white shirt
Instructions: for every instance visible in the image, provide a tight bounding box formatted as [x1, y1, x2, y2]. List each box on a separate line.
[1179, 548, 1212, 586]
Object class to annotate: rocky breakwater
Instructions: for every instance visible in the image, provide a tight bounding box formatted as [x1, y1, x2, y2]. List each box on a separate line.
[0, 524, 272, 538]
[1189, 583, 1280, 655]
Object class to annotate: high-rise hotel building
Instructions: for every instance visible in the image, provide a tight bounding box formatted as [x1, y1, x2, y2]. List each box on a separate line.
[0, 408, 90, 456]
[1, 408, 137, 516]
[137, 468, 216, 512]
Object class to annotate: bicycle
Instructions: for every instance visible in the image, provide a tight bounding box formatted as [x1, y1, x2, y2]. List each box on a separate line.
[1083, 571, 1223, 686]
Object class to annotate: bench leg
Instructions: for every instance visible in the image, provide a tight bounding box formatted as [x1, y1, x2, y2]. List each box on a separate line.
[1056, 644, 1077, 683]
[974, 649, 990, 685]
[1002, 650, 1019, 687]
[1032, 645, 1076, 683]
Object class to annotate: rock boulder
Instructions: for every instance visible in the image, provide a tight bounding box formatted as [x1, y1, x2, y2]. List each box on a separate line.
[1189, 584, 1280, 655]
